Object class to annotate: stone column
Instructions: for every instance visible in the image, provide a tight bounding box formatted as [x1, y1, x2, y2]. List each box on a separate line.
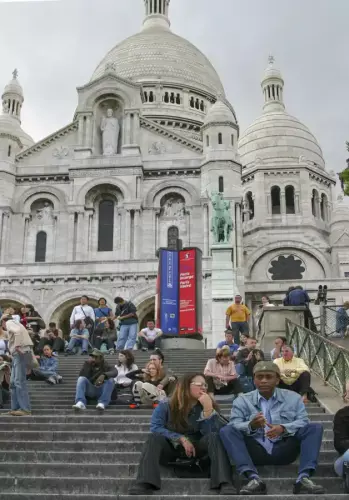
[0, 211, 10, 264]
[22, 214, 31, 263]
[235, 203, 243, 268]
[78, 116, 84, 145]
[124, 209, 131, 260]
[133, 210, 141, 259]
[267, 193, 272, 215]
[85, 114, 92, 148]
[75, 211, 85, 261]
[123, 112, 132, 145]
[280, 191, 286, 215]
[203, 202, 209, 257]
[67, 212, 75, 261]
[133, 111, 140, 145]
[295, 191, 300, 214]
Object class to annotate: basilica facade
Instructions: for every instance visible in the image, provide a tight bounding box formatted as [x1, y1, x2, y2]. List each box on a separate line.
[0, 0, 348, 343]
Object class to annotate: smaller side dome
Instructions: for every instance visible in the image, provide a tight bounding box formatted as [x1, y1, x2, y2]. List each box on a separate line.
[331, 194, 349, 225]
[3, 70, 23, 98]
[203, 99, 236, 127]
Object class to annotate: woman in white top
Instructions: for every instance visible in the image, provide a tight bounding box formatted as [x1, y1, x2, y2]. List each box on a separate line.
[114, 350, 138, 388]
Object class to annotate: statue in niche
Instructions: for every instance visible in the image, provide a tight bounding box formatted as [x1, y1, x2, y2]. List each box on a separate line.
[162, 197, 186, 218]
[209, 191, 233, 243]
[36, 202, 54, 222]
[101, 108, 119, 156]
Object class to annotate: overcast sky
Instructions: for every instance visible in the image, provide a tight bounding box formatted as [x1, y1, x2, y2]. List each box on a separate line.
[0, 0, 348, 174]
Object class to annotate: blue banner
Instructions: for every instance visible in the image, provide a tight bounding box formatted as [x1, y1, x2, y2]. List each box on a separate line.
[160, 249, 179, 335]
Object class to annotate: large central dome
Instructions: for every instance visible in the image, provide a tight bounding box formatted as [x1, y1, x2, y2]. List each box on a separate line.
[91, 2, 224, 97]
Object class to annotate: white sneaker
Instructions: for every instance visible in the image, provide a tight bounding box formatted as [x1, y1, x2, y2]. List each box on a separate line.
[72, 401, 86, 411]
[96, 403, 105, 411]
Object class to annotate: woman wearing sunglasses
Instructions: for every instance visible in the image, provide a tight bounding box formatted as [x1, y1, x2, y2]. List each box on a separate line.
[128, 372, 236, 496]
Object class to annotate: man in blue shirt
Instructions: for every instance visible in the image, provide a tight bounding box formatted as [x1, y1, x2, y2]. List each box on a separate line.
[220, 361, 324, 495]
[287, 286, 310, 306]
[216, 329, 239, 354]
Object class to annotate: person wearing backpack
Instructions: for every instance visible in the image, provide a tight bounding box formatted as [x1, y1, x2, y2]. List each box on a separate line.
[70, 296, 95, 339]
[114, 297, 138, 350]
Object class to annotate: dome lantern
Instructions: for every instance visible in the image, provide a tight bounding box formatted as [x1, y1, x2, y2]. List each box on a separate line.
[261, 55, 285, 113]
[1, 68, 24, 123]
[143, 0, 171, 30]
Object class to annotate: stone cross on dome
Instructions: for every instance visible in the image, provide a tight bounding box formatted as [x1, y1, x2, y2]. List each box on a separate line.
[12, 68, 18, 80]
[268, 55, 275, 66]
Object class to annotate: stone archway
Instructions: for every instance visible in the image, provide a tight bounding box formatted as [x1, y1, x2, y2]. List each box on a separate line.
[50, 297, 99, 339]
[0, 299, 24, 313]
[137, 296, 155, 330]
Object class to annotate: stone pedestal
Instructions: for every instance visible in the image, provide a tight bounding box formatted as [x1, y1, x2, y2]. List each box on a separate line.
[161, 337, 205, 350]
[211, 244, 240, 347]
[260, 306, 306, 354]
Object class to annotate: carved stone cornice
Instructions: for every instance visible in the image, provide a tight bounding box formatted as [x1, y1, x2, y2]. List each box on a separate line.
[201, 120, 238, 132]
[16, 121, 79, 161]
[140, 116, 203, 153]
[16, 175, 70, 184]
[0, 133, 22, 148]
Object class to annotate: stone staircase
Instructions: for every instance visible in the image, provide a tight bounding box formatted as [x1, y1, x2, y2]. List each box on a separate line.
[0, 349, 345, 499]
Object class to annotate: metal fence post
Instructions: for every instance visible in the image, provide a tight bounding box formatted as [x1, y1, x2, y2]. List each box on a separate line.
[319, 305, 326, 337]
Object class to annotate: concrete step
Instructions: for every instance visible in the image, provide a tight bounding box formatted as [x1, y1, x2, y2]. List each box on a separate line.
[0, 436, 335, 453]
[0, 477, 343, 494]
[0, 462, 340, 478]
[1, 492, 347, 499]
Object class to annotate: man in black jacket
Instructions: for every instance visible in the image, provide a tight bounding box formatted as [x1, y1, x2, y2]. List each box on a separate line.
[72, 349, 118, 412]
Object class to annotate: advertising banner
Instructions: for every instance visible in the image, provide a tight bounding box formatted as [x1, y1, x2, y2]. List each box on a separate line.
[179, 249, 197, 335]
[160, 249, 179, 335]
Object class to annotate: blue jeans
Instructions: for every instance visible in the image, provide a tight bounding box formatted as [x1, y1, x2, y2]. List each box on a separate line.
[230, 321, 249, 344]
[334, 449, 349, 476]
[220, 423, 323, 477]
[116, 323, 138, 350]
[75, 376, 115, 407]
[10, 352, 31, 412]
[67, 337, 89, 353]
[31, 368, 57, 380]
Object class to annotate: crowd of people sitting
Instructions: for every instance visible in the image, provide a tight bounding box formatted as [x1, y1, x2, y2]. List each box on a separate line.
[1, 294, 349, 496]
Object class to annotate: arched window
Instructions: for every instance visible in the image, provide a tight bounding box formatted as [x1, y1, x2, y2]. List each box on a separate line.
[7, 145, 11, 157]
[231, 134, 234, 146]
[176, 93, 181, 104]
[218, 176, 224, 193]
[164, 92, 169, 103]
[285, 185, 295, 214]
[206, 135, 209, 147]
[98, 200, 114, 252]
[149, 91, 154, 102]
[190, 97, 195, 108]
[200, 100, 205, 111]
[320, 193, 328, 221]
[167, 226, 179, 250]
[246, 191, 255, 220]
[311, 189, 318, 217]
[195, 98, 200, 109]
[170, 92, 175, 104]
[35, 231, 47, 263]
[271, 186, 281, 215]
[218, 132, 223, 145]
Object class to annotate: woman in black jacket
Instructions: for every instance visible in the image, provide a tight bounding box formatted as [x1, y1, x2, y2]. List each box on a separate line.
[333, 384, 349, 491]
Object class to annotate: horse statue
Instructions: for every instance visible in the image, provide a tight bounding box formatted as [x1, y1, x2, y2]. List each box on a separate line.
[209, 191, 233, 243]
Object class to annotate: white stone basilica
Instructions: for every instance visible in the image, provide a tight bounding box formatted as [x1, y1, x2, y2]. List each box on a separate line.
[0, 0, 349, 343]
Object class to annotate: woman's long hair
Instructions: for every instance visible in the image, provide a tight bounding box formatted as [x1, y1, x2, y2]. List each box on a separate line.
[117, 349, 135, 369]
[143, 361, 164, 382]
[169, 373, 218, 433]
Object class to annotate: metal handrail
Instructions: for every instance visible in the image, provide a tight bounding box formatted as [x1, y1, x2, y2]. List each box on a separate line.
[286, 319, 349, 397]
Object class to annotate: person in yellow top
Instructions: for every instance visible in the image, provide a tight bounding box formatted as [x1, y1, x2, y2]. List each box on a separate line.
[225, 295, 251, 344]
[274, 345, 312, 403]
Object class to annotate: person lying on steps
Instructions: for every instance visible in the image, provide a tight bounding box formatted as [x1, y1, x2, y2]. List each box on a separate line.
[273, 345, 315, 403]
[29, 344, 62, 385]
[72, 349, 117, 412]
[219, 361, 324, 496]
[128, 372, 237, 496]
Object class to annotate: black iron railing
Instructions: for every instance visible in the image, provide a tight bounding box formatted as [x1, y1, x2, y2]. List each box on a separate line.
[286, 319, 349, 397]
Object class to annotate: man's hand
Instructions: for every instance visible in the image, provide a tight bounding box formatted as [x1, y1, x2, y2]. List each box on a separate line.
[250, 412, 267, 430]
[95, 375, 105, 386]
[246, 351, 253, 361]
[157, 384, 164, 391]
[179, 437, 196, 458]
[266, 424, 285, 439]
